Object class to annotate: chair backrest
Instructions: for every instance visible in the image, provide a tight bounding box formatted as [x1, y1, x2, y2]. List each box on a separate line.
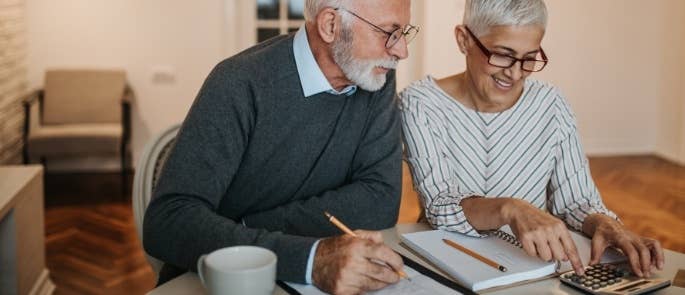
[398, 160, 423, 223]
[132, 124, 181, 277]
[43, 69, 126, 125]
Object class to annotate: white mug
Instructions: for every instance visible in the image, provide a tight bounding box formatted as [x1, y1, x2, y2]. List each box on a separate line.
[197, 246, 277, 295]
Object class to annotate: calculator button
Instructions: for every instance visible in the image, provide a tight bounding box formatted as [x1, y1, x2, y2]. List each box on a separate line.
[592, 284, 600, 289]
[600, 282, 607, 287]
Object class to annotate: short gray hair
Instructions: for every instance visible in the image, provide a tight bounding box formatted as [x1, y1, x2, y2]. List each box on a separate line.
[463, 0, 548, 37]
[304, 0, 349, 22]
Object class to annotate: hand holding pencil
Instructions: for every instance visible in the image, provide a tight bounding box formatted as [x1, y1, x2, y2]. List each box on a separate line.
[310, 212, 407, 294]
[325, 212, 409, 279]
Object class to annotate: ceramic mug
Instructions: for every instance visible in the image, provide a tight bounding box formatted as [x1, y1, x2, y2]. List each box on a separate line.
[197, 246, 277, 295]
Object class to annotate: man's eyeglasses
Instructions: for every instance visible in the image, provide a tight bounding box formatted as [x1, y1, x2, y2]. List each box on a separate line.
[336, 8, 420, 49]
[464, 26, 548, 72]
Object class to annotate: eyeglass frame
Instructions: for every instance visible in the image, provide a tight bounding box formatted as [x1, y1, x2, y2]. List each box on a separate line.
[335, 7, 420, 49]
[464, 26, 548, 72]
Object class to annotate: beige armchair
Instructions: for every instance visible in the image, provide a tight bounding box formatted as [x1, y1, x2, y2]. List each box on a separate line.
[22, 69, 133, 197]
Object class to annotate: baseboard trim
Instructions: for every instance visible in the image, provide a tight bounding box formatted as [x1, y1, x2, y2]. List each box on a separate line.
[28, 269, 55, 295]
[654, 151, 685, 166]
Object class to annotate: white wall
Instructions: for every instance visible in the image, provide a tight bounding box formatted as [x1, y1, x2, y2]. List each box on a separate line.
[410, 0, 685, 157]
[26, 0, 226, 170]
[24, 0, 685, 170]
[653, 0, 685, 164]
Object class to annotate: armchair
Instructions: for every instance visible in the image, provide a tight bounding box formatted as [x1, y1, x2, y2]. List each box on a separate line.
[23, 69, 132, 197]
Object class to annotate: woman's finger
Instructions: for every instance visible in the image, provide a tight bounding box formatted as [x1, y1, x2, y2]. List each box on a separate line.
[644, 238, 665, 270]
[589, 234, 608, 266]
[534, 234, 553, 261]
[633, 240, 652, 277]
[559, 231, 584, 275]
[617, 239, 643, 277]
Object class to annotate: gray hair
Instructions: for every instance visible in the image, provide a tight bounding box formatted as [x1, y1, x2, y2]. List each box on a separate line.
[463, 0, 548, 37]
[304, 0, 350, 22]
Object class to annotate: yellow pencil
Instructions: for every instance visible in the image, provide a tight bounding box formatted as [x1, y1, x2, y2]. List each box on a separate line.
[443, 238, 507, 272]
[324, 211, 409, 279]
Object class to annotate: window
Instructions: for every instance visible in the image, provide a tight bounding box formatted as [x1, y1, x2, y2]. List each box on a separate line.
[226, 0, 422, 90]
[256, 0, 304, 42]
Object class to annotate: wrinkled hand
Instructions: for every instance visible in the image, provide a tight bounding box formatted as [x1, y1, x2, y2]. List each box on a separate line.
[312, 230, 403, 295]
[504, 199, 584, 274]
[587, 214, 664, 277]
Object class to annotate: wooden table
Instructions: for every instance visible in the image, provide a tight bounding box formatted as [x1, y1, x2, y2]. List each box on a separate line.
[148, 223, 685, 294]
[0, 165, 55, 295]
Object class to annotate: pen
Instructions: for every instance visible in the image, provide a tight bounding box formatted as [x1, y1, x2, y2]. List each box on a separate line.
[443, 238, 507, 272]
[324, 211, 409, 280]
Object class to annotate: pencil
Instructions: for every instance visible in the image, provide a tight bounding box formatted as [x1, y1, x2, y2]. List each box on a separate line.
[443, 239, 507, 272]
[324, 211, 409, 279]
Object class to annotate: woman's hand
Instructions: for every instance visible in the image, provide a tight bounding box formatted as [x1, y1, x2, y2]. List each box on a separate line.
[502, 199, 585, 274]
[583, 214, 664, 277]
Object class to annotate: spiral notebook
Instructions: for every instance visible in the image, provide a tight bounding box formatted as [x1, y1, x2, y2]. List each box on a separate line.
[400, 226, 625, 292]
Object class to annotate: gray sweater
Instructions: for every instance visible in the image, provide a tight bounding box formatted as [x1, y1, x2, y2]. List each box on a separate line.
[143, 34, 402, 284]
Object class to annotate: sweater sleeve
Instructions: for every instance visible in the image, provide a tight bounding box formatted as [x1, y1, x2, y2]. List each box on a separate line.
[143, 61, 317, 283]
[242, 73, 402, 235]
[398, 88, 485, 237]
[548, 93, 618, 231]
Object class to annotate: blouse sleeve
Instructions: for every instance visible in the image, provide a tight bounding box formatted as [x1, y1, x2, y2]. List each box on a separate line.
[548, 94, 618, 231]
[399, 89, 486, 237]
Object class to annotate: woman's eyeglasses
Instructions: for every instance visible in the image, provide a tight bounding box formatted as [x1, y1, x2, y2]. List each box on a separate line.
[464, 26, 548, 72]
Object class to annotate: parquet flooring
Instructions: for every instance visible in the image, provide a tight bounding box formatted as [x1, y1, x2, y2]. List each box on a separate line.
[43, 156, 684, 295]
[588, 156, 685, 253]
[44, 173, 155, 295]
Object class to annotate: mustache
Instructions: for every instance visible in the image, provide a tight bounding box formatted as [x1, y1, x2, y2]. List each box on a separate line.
[372, 58, 399, 70]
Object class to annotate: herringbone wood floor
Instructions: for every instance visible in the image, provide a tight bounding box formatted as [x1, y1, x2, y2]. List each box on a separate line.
[588, 156, 685, 253]
[43, 156, 684, 295]
[44, 172, 156, 295]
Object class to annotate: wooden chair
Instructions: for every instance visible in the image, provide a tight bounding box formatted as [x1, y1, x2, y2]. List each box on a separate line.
[398, 160, 423, 223]
[132, 124, 181, 278]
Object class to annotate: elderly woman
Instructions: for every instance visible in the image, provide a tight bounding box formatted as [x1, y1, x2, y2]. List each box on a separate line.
[399, 0, 664, 277]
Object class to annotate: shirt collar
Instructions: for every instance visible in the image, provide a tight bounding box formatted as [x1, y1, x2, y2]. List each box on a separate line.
[293, 26, 357, 97]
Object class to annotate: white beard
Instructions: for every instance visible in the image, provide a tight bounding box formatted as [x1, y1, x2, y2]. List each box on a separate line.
[332, 26, 398, 92]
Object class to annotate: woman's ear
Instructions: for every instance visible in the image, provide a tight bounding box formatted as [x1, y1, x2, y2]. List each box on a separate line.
[455, 25, 468, 55]
[316, 7, 339, 44]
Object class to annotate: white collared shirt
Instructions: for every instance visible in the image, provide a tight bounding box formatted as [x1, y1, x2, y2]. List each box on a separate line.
[293, 26, 357, 97]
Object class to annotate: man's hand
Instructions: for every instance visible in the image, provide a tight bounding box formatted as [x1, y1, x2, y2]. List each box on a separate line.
[503, 199, 585, 275]
[584, 214, 664, 277]
[312, 230, 404, 295]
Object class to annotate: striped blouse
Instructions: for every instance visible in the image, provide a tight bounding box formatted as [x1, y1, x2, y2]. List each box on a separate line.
[399, 76, 617, 237]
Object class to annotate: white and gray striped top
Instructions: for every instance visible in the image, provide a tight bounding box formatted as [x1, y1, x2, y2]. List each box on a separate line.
[399, 76, 616, 237]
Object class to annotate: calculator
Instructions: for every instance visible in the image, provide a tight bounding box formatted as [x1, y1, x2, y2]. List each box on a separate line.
[559, 263, 671, 294]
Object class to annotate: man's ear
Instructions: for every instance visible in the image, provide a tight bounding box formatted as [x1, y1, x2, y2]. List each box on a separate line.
[316, 7, 339, 44]
[455, 25, 469, 55]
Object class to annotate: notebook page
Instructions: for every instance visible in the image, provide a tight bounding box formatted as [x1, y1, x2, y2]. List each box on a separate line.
[401, 229, 557, 291]
[283, 265, 461, 295]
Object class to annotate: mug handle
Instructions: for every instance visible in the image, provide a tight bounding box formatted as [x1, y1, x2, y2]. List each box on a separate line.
[197, 254, 208, 285]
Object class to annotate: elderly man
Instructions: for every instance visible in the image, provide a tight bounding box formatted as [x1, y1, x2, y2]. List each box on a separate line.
[143, 0, 419, 293]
